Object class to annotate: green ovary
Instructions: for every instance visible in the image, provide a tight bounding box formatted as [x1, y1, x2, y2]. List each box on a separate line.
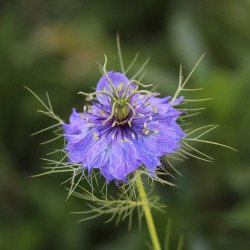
[115, 103, 130, 122]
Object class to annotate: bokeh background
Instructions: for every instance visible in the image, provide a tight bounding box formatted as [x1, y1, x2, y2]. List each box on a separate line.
[0, 0, 249, 249]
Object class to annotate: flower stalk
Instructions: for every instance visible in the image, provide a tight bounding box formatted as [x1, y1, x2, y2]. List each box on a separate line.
[136, 173, 162, 250]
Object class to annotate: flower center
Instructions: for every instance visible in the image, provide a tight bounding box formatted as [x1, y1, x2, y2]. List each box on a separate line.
[78, 66, 159, 127]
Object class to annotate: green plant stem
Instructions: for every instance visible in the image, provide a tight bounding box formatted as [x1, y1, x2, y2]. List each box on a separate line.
[136, 174, 162, 250]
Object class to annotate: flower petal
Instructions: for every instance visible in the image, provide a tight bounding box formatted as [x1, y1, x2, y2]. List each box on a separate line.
[96, 71, 130, 105]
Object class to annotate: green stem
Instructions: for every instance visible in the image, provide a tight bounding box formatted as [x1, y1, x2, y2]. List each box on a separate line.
[136, 174, 162, 250]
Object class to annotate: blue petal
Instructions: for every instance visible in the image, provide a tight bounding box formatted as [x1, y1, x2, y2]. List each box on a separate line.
[99, 139, 141, 181]
[96, 71, 131, 105]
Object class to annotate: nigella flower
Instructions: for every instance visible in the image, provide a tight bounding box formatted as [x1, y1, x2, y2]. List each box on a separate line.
[63, 69, 185, 182]
[28, 38, 235, 250]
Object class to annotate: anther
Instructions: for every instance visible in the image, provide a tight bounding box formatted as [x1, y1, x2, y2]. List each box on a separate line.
[143, 129, 150, 135]
[87, 123, 94, 128]
[154, 107, 158, 114]
[131, 132, 135, 139]
[117, 82, 124, 92]
[87, 106, 92, 113]
[93, 132, 99, 140]
[99, 110, 106, 116]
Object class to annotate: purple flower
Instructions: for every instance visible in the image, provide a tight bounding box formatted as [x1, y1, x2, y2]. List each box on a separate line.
[63, 71, 185, 182]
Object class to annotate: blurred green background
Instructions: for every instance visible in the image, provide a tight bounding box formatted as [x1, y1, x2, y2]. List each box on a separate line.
[0, 0, 249, 249]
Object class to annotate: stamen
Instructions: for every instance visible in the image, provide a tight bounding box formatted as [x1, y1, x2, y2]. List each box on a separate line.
[117, 82, 124, 92]
[99, 110, 106, 116]
[145, 95, 150, 101]
[131, 132, 135, 139]
[87, 106, 92, 113]
[154, 107, 158, 114]
[93, 132, 99, 140]
[144, 122, 147, 128]
[111, 120, 116, 127]
[142, 128, 150, 135]
[88, 123, 94, 128]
